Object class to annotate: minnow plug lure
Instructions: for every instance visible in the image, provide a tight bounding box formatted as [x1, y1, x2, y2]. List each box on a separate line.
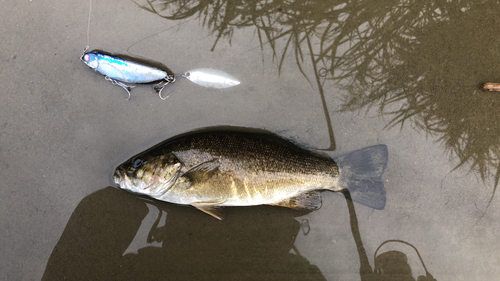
[80, 49, 240, 100]
[80, 49, 176, 100]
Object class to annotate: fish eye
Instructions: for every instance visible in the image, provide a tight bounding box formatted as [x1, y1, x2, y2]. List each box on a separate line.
[133, 158, 143, 168]
[83, 54, 90, 61]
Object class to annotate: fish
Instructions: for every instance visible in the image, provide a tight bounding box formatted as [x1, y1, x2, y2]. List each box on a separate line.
[80, 49, 175, 100]
[113, 128, 388, 220]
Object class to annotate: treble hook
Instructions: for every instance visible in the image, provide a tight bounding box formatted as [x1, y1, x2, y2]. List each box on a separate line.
[154, 75, 176, 100]
[105, 76, 135, 100]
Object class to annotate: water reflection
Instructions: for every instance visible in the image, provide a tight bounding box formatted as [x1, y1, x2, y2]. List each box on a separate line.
[135, 0, 499, 201]
[336, 1, 500, 206]
[42, 187, 325, 280]
[43, 187, 435, 280]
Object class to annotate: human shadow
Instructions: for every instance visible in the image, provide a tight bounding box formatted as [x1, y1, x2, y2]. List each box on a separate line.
[43, 187, 437, 280]
[42, 186, 325, 281]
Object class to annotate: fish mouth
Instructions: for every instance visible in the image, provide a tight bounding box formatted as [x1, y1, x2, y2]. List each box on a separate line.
[113, 169, 123, 187]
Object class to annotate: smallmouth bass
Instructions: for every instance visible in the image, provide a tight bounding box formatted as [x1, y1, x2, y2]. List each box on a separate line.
[113, 128, 388, 220]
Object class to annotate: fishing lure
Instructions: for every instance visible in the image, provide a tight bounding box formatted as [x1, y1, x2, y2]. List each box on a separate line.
[183, 68, 241, 89]
[80, 49, 240, 100]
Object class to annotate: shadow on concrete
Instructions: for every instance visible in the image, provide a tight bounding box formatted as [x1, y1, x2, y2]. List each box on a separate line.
[43, 187, 436, 280]
[42, 187, 324, 281]
[342, 190, 437, 281]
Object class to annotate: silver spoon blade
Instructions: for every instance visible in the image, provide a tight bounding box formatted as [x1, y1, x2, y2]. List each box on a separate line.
[184, 68, 240, 89]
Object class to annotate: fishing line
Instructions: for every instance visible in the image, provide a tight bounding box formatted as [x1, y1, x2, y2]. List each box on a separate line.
[85, 0, 92, 51]
[126, 20, 193, 56]
[84, 0, 191, 56]
[80, 3, 240, 99]
[126, 24, 180, 55]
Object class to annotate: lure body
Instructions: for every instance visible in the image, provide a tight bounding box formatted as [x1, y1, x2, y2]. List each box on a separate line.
[81, 51, 172, 84]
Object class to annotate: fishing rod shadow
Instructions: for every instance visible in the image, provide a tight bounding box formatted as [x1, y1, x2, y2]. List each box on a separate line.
[341, 190, 437, 281]
[42, 186, 326, 280]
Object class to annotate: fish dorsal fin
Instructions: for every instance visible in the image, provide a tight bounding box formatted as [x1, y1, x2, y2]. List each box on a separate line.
[192, 202, 225, 220]
[182, 160, 220, 184]
[271, 191, 322, 210]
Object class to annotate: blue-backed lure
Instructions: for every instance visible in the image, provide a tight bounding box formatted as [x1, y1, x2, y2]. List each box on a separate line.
[80, 49, 240, 100]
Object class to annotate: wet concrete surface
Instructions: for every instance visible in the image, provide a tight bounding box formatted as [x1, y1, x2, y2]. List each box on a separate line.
[1, 0, 499, 280]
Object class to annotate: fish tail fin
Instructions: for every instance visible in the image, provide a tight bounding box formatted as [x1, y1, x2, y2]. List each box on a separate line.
[334, 145, 388, 210]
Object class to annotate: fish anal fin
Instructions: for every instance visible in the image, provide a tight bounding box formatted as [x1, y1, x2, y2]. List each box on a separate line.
[271, 191, 322, 210]
[192, 202, 225, 220]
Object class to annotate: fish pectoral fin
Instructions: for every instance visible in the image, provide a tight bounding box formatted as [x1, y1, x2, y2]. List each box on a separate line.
[192, 202, 225, 220]
[182, 160, 220, 184]
[270, 191, 322, 210]
[173, 181, 193, 190]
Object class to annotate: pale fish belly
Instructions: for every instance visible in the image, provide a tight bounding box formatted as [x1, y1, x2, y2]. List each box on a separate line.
[211, 171, 339, 207]
[155, 170, 335, 207]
